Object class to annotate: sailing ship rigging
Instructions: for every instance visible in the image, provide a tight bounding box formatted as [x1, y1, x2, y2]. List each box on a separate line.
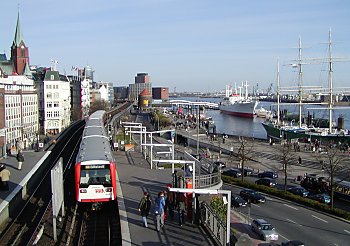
[262, 30, 350, 143]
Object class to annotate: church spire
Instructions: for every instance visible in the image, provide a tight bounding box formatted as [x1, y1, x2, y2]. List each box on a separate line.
[13, 11, 24, 47]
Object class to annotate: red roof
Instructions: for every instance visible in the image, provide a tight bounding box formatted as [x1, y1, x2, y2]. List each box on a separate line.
[139, 89, 151, 96]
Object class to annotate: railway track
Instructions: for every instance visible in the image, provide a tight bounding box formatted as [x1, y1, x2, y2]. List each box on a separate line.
[77, 201, 121, 246]
[0, 120, 85, 245]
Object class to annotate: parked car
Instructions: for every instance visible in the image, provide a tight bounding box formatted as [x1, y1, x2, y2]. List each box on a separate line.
[288, 186, 309, 197]
[255, 178, 277, 188]
[258, 171, 278, 179]
[239, 189, 266, 203]
[251, 219, 278, 241]
[222, 168, 242, 178]
[281, 240, 305, 246]
[308, 193, 331, 205]
[214, 161, 226, 169]
[231, 194, 248, 208]
[243, 167, 253, 176]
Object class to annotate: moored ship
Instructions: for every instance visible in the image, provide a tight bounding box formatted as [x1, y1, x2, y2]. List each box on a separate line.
[262, 32, 350, 144]
[219, 82, 258, 118]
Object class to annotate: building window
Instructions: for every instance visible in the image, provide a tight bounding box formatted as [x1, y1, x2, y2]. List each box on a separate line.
[47, 92, 52, 99]
[51, 75, 54, 80]
[47, 102, 52, 108]
[53, 102, 59, 107]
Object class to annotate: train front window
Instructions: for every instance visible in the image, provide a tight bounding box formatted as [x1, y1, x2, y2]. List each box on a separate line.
[80, 164, 111, 188]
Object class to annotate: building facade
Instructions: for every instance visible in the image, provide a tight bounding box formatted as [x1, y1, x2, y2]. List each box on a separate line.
[129, 73, 152, 101]
[114, 86, 128, 100]
[42, 71, 71, 135]
[0, 11, 39, 156]
[152, 87, 169, 101]
[0, 75, 39, 154]
[135, 73, 150, 83]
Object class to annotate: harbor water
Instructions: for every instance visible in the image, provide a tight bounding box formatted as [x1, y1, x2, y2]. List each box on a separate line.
[170, 97, 350, 140]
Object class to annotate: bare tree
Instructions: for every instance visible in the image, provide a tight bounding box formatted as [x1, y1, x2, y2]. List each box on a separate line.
[315, 141, 350, 209]
[89, 99, 109, 114]
[237, 136, 255, 182]
[274, 140, 295, 192]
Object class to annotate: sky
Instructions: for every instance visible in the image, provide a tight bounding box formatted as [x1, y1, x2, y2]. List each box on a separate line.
[0, 0, 349, 93]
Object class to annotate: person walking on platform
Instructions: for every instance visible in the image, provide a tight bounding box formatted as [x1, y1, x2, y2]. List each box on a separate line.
[138, 192, 151, 228]
[177, 193, 186, 226]
[16, 151, 25, 170]
[154, 191, 165, 231]
[167, 191, 175, 220]
[0, 165, 10, 191]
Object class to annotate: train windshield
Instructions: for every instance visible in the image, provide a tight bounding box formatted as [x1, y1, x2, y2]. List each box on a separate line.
[80, 164, 112, 188]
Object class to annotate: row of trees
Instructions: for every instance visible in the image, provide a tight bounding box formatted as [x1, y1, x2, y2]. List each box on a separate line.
[234, 137, 349, 209]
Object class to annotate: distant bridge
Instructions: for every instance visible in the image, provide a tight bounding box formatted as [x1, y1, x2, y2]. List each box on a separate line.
[169, 99, 219, 109]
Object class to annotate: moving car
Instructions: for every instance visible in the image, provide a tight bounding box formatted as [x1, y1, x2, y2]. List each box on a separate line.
[258, 171, 278, 179]
[251, 219, 278, 241]
[255, 178, 277, 188]
[222, 168, 242, 178]
[288, 186, 309, 197]
[239, 189, 266, 203]
[308, 193, 331, 205]
[231, 194, 248, 208]
[281, 240, 305, 246]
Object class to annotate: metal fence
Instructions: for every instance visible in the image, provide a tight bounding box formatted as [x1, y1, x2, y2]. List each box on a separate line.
[200, 201, 227, 246]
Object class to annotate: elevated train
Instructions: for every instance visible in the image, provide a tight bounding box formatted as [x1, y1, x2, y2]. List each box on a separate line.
[75, 110, 117, 203]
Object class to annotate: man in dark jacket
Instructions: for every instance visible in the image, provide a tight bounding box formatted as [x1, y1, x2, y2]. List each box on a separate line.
[138, 192, 151, 228]
[16, 151, 25, 170]
[177, 193, 186, 226]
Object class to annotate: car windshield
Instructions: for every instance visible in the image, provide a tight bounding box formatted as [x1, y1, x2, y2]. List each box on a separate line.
[261, 224, 273, 230]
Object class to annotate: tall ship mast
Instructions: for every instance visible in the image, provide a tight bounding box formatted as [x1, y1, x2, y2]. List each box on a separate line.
[262, 31, 350, 144]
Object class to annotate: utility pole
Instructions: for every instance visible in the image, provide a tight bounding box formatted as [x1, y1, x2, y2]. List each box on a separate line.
[196, 106, 199, 156]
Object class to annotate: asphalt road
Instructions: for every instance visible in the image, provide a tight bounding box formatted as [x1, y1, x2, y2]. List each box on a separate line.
[225, 184, 350, 246]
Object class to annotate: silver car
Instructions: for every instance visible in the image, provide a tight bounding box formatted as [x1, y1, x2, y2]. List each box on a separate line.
[251, 219, 278, 241]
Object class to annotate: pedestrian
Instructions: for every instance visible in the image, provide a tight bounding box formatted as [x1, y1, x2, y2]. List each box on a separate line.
[163, 190, 168, 221]
[138, 192, 152, 228]
[298, 156, 302, 165]
[167, 191, 175, 220]
[16, 151, 25, 170]
[154, 191, 166, 231]
[0, 165, 10, 191]
[172, 170, 178, 188]
[177, 193, 186, 226]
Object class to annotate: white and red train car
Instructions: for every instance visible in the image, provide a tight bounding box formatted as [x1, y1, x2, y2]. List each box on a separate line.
[75, 110, 117, 203]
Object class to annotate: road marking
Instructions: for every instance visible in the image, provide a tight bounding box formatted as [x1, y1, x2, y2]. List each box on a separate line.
[312, 215, 328, 223]
[286, 218, 296, 224]
[284, 204, 298, 210]
[344, 229, 350, 234]
[286, 218, 302, 227]
[252, 204, 260, 208]
[279, 233, 289, 241]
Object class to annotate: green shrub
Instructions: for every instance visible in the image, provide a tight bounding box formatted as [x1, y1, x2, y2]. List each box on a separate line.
[210, 195, 227, 222]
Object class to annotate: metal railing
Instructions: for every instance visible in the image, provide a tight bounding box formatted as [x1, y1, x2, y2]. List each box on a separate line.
[200, 201, 227, 246]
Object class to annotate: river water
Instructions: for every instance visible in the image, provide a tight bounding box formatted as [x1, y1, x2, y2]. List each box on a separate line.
[170, 97, 350, 140]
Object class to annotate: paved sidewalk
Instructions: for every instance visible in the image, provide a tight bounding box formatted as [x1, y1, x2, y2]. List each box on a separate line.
[114, 149, 217, 246]
[0, 150, 48, 203]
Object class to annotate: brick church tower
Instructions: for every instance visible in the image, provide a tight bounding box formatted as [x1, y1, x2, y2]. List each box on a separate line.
[10, 12, 30, 75]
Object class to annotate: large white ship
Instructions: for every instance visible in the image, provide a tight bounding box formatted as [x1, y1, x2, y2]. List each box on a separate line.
[219, 81, 258, 118]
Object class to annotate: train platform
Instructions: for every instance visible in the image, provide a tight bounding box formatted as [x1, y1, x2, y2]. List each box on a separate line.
[0, 150, 50, 227]
[114, 149, 217, 246]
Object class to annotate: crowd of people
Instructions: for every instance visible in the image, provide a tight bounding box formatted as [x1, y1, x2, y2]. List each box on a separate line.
[138, 189, 188, 231]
